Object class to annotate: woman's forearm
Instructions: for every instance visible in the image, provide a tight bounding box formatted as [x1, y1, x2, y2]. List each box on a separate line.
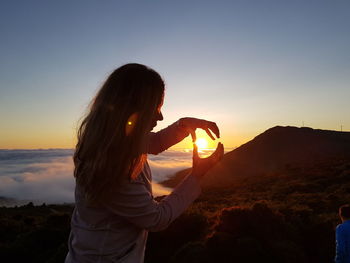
[147, 121, 189, 154]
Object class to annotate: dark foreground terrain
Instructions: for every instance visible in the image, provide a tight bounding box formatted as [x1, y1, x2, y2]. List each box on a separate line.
[1, 158, 349, 263]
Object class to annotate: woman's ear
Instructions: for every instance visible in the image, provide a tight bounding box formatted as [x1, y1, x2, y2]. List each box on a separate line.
[125, 112, 139, 136]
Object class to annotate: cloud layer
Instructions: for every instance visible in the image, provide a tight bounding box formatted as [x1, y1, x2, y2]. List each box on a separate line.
[0, 149, 194, 206]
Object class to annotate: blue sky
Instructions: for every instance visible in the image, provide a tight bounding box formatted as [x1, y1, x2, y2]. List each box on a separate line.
[1, 0, 349, 149]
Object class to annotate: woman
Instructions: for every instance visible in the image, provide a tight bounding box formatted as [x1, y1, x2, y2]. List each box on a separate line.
[65, 63, 224, 263]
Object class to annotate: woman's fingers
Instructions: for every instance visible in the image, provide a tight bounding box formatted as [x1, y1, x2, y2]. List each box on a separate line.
[209, 142, 224, 163]
[217, 143, 224, 160]
[207, 122, 220, 139]
[192, 142, 199, 162]
[192, 142, 224, 177]
[197, 120, 220, 140]
[190, 130, 196, 142]
[205, 128, 216, 140]
[180, 118, 220, 140]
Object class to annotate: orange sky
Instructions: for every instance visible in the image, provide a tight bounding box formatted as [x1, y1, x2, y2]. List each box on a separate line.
[1, 1, 349, 149]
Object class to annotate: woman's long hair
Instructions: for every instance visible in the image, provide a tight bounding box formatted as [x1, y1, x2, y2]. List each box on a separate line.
[73, 63, 164, 205]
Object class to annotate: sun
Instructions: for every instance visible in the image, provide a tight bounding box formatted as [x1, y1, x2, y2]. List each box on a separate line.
[195, 138, 208, 149]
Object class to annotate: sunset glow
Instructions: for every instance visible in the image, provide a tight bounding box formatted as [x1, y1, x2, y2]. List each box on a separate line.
[195, 138, 208, 150]
[0, 2, 349, 262]
[0, 1, 349, 151]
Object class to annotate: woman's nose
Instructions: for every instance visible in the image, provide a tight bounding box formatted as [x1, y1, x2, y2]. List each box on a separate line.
[158, 112, 163, 121]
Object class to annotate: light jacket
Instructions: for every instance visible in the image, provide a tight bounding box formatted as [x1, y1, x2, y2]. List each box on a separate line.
[65, 122, 202, 263]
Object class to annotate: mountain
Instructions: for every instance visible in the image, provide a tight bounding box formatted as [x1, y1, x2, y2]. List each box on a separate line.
[161, 126, 350, 189]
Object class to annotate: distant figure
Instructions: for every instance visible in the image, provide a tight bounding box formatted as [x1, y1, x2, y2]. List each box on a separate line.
[335, 204, 350, 263]
[64, 63, 224, 263]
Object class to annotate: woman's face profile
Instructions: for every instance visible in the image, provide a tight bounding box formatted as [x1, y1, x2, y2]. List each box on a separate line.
[150, 106, 163, 131]
[149, 93, 164, 131]
[125, 105, 163, 136]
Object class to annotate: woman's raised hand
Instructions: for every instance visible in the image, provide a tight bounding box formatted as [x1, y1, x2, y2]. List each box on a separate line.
[178, 117, 223, 178]
[178, 117, 220, 142]
[192, 142, 224, 179]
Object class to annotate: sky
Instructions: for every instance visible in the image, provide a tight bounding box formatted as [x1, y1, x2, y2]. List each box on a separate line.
[1, 0, 349, 149]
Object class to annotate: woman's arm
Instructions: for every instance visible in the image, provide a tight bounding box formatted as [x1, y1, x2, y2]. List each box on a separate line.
[147, 118, 220, 155]
[147, 121, 189, 155]
[103, 172, 201, 232]
[105, 141, 223, 232]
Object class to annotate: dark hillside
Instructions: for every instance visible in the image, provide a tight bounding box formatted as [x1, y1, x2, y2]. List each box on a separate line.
[148, 158, 350, 263]
[161, 126, 350, 189]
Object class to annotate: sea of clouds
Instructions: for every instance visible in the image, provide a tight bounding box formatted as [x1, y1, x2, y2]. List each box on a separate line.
[0, 149, 198, 206]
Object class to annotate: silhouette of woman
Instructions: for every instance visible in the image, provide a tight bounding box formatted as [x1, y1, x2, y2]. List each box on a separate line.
[64, 63, 224, 263]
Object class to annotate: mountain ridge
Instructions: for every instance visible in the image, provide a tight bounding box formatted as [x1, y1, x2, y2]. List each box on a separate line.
[160, 125, 350, 189]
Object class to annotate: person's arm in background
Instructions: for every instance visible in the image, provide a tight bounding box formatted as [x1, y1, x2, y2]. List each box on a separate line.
[147, 117, 220, 154]
[335, 224, 346, 263]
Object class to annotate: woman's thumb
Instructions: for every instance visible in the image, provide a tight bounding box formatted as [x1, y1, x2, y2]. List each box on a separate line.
[192, 142, 199, 161]
[209, 142, 224, 162]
